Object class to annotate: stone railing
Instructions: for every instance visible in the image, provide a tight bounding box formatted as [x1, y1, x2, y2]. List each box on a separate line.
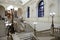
[53, 27, 60, 37]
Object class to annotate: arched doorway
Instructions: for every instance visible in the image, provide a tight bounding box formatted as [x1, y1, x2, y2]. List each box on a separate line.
[0, 5, 5, 17]
[17, 8, 23, 17]
[0, 5, 6, 37]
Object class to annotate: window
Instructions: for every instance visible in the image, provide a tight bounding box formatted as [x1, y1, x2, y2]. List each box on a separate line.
[38, 0, 44, 17]
[27, 7, 30, 18]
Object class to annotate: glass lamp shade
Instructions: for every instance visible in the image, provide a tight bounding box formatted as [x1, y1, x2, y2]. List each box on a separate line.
[53, 12, 55, 15]
[33, 22, 38, 24]
[24, 21, 27, 23]
[50, 12, 56, 16]
[50, 13, 52, 16]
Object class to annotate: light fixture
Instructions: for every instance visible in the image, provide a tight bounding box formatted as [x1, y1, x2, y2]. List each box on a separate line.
[33, 22, 37, 36]
[50, 12, 55, 16]
[50, 12, 56, 34]
[33, 22, 38, 24]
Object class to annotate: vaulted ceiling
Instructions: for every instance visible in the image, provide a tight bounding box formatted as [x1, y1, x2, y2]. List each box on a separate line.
[0, 0, 30, 5]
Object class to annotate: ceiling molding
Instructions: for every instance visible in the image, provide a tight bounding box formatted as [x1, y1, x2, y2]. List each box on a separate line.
[0, 0, 31, 5]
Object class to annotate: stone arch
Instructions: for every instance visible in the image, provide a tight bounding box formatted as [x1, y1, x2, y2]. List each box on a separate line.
[17, 8, 23, 17]
[0, 5, 5, 17]
[0, 5, 6, 37]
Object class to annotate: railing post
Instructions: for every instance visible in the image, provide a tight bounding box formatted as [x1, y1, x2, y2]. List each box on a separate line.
[33, 22, 37, 36]
[51, 16, 54, 34]
[34, 24, 36, 36]
[50, 12, 55, 35]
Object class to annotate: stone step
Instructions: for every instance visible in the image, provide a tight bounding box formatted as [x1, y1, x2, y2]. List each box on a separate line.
[12, 32, 37, 40]
[36, 30, 52, 37]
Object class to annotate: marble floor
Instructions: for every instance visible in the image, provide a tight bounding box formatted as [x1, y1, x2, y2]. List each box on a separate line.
[0, 32, 60, 40]
[38, 37, 55, 40]
[11, 32, 55, 40]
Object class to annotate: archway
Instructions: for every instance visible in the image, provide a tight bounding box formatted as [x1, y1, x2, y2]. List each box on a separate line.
[17, 8, 23, 17]
[0, 5, 5, 17]
[0, 5, 6, 37]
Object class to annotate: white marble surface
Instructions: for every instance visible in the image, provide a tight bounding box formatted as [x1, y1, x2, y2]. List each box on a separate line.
[12, 32, 55, 40]
[38, 37, 55, 40]
[28, 22, 60, 31]
[12, 32, 34, 40]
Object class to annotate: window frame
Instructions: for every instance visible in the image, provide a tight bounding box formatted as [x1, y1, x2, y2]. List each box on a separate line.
[38, 0, 44, 17]
[27, 7, 30, 18]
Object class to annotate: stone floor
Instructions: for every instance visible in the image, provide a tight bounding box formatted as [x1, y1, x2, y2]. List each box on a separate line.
[11, 32, 55, 40]
[0, 32, 60, 40]
[38, 37, 55, 40]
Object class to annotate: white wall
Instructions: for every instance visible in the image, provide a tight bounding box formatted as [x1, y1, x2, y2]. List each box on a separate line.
[0, 0, 60, 31]
[23, 0, 60, 31]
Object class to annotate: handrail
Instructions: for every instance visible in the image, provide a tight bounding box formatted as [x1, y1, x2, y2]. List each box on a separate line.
[54, 27, 60, 33]
[52, 27, 60, 37]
